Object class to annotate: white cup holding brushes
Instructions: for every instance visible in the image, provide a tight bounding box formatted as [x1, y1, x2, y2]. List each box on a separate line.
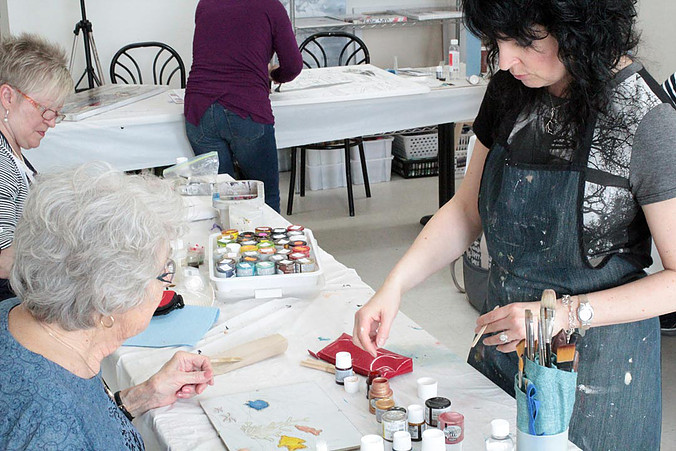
[360, 434, 385, 451]
[417, 377, 438, 400]
[517, 428, 569, 450]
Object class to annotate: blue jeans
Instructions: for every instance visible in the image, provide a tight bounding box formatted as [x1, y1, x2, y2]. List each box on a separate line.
[185, 103, 280, 212]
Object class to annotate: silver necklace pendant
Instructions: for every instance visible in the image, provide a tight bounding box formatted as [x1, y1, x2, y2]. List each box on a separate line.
[545, 117, 556, 135]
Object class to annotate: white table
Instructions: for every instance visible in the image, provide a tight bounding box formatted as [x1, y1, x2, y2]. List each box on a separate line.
[26, 69, 485, 209]
[101, 194, 578, 451]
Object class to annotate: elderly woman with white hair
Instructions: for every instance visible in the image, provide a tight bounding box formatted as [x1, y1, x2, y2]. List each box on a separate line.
[0, 33, 74, 300]
[0, 163, 214, 449]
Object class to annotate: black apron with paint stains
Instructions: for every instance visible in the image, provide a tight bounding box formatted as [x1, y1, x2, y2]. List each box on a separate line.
[468, 115, 661, 450]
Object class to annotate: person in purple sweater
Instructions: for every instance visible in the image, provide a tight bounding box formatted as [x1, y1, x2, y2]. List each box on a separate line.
[184, 0, 303, 212]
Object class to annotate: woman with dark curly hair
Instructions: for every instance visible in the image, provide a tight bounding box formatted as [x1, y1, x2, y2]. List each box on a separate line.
[353, 0, 675, 448]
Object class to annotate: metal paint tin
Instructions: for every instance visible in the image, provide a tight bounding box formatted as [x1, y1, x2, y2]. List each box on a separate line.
[272, 227, 287, 235]
[274, 238, 291, 250]
[217, 236, 235, 247]
[289, 239, 307, 247]
[224, 229, 239, 239]
[269, 254, 285, 265]
[289, 252, 306, 261]
[287, 224, 304, 233]
[292, 245, 311, 257]
[375, 398, 395, 423]
[381, 410, 407, 442]
[215, 258, 236, 278]
[254, 232, 270, 241]
[276, 248, 292, 258]
[255, 226, 272, 234]
[239, 239, 258, 247]
[258, 247, 275, 260]
[424, 397, 451, 427]
[438, 411, 464, 445]
[240, 245, 258, 253]
[242, 255, 259, 265]
[277, 259, 295, 275]
[235, 261, 255, 277]
[257, 241, 275, 250]
[255, 261, 276, 276]
[238, 231, 255, 241]
[296, 257, 316, 273]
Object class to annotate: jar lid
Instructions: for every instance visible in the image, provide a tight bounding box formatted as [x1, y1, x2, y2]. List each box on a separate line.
[491, 419, 510, 438]
[335, 351, 352, 368]
[392, 431, 412, 451]
[407, 404, 424, 423]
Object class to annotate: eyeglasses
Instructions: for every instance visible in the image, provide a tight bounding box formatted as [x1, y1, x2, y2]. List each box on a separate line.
[156, 259, 176, 284]
[15, 88, 66, 124]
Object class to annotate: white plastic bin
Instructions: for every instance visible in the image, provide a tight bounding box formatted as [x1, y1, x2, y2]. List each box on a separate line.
[208, 229, 325, 300]
[349, 136, 394, 160]
[350, 156, 393, 185]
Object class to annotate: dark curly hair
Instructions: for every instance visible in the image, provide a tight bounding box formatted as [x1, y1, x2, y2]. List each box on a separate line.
[461, 0, 640, 145]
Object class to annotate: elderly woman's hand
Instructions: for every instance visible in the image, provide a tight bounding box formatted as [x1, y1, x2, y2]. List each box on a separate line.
[119, 351, 215, 418]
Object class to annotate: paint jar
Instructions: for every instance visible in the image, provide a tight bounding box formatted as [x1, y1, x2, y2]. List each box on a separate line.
[255, 261, 276, 276]
[272, 227, 287, 235]
[235, 261, 255, 277]
[225, 242, 241, 255]
[421, 428, 445, 451]
[407, 404, 426, 441]
[277, 259, 295, 275]
[335, 351, 353, 385]
[289, 239, 308, 247]
[287, 224, 305, 233]
[360, 434, 384, 451]
[297, 257, 316, 273]
[277, 248, 292, 258]
[238, 231, 255, 241]
[381, 410, 407, 442]
[424, 397, 451, 427]
[255, 226, 272, 234]
[258, 247, 276, 261]
[215, 258, 236, 279]
[375, 397, 395, 423]
[438, 411, 464, 445]
[240, 245, 258, 253]
[369, 377, 393, 414]
[366, 370, 381, 399]
[257, 240, 275, 250]
[485, 419, 514, 451]
[274, 238, 291, 250]
[392, 431, 412, 451]
[292, 245, 311, 257]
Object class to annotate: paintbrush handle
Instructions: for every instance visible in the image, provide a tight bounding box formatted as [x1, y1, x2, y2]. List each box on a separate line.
[210, 357, 243, 364]
[300, 359, 335, 374]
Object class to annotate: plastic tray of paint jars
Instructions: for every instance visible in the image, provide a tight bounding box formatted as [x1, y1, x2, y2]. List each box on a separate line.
[207, 228, 325, 300]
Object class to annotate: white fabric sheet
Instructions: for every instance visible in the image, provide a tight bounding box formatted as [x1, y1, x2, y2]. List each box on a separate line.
[101, 195, 579, 450]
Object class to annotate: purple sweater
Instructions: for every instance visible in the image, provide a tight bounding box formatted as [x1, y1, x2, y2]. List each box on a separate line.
[184, 0, 302, 126]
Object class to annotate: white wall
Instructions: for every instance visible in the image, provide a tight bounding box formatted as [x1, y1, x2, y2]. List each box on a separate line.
[0, 0, 673, 85]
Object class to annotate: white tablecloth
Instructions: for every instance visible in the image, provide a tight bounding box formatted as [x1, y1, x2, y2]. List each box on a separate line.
[101, 194, 580, 451]
[26, 68, 485, 173]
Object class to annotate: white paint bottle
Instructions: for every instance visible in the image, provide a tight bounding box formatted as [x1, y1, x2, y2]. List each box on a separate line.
[335, 351, 353, 385]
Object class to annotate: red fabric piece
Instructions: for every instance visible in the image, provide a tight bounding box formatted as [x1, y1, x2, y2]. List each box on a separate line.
[308, 333, 413, 379]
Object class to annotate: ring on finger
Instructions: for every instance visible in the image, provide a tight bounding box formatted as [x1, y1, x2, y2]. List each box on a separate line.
[498, 332, 508, 343]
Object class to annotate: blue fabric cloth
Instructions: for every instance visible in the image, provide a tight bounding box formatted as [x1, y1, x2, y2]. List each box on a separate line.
[123, 305, 219, 348]
[186, 102, 280, 212]
[0, 298, 144, 450]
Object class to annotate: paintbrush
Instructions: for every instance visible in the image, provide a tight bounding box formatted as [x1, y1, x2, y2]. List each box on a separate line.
[471, 305, 500, 348]
[300, 358, 336, 374]
[556, 343, 576, 372]
[541, 289, 557, 367]
[516, 339, 525, 390]
[525, 309, 535, 361]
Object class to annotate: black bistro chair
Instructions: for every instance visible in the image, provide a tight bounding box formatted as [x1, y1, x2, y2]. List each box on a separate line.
[110, 41, 186, 88]
[287, 31, 372, 217]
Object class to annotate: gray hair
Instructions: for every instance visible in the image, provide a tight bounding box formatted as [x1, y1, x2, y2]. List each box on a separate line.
[10, 162, 186, 331]
[0, 33, 73, 105]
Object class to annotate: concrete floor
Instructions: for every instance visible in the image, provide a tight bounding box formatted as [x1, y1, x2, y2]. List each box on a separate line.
[278, 171, 675, 449]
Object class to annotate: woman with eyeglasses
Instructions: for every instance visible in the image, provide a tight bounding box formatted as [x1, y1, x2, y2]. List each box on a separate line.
[0, 33, 73, 301]
[0, 162, 214, 449]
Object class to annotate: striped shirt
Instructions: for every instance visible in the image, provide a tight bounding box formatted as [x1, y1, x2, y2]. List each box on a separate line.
[663, 72, 676, 104]
[0, 132, 31, 249]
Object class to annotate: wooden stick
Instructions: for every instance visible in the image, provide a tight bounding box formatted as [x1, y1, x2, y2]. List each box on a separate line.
[300, 358, 335, 374]
[471, 305, 499, 348]
[210, 334, 288, 376]
[209, 357, 243, 364]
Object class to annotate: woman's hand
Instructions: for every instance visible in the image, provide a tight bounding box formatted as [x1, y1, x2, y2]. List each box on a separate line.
[352, 284, 402, 357]
[121, 351, 215, 417]
[475, 301, 567, 353]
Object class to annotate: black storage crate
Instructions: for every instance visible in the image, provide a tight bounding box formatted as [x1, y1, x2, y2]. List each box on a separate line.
[392, 156, 439, 178]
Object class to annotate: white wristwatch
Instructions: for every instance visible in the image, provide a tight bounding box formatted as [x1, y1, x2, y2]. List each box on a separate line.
[576, 294, 594, 336]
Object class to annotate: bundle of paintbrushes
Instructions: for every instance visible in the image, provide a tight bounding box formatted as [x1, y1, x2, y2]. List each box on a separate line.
[514, 289, 578, 445]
